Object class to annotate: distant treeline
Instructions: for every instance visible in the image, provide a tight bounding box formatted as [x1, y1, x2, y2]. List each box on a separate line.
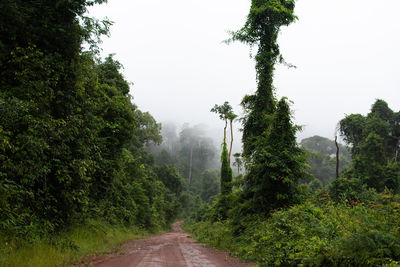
[148, 123, 221, 216]
[300, 135, 352, 188]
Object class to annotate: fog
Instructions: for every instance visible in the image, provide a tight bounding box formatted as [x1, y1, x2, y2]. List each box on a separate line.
[88, 0, 400, 151]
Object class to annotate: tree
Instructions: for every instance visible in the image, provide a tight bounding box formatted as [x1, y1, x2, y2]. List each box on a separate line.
[0, 0, 182, 237]
[220, 142, 232, 195]
[340, 99, 400, 192]
[242, 98, 308, 213]
[233, 152, 243, 174]
[211, 102, 237, 163]
[211, 102, 237, 195]
[227, 112, 238, 165]
[227, 0, 297, 158]
[227, 0, 304, 214]
[0, 0, 111, 229]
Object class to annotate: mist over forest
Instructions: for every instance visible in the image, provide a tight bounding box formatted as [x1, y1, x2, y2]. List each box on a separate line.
[1, 0, 399, 266]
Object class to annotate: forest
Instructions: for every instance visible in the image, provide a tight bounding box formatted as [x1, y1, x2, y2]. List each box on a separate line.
[0, 0, 399, 266]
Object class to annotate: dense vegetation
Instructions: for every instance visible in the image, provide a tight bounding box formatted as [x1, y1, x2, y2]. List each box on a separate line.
[185, 0, 400, 266]
[187, 191, 400, 266]
[1, 0, 399, 266]
[339, 99, 400, 193]
[186, 99, 400, 266]
[0, 0, 182, 264]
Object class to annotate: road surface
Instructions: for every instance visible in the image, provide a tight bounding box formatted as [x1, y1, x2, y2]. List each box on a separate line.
[82, 221, 254, 267]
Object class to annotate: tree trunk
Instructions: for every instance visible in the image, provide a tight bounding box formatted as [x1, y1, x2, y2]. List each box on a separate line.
[223, 119, 227, 144]
[335, 136, 339, 179]
[228, 119, 234, 165]
[189, 145, 194, 185]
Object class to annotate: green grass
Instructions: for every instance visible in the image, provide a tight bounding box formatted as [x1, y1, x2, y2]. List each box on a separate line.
[0, 219, 153, 267]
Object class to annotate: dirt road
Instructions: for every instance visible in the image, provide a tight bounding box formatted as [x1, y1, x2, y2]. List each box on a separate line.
[83, 221, 254, 267]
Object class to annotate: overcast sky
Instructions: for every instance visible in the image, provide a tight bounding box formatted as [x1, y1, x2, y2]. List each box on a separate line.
[88, 0, 400, 143]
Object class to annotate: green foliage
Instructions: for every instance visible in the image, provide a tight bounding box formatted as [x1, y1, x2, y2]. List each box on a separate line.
[210, 101, 236, 217]
[220, 142, 233, 195]
[224, 0, 304, 219]
[96, 54, 130, 95]
[0, 0, 114, 235]
[210, 102, 235, 124]
[241, 98, 308, 214]
[0, 0, 181, 247]
[187, 193, 400, 266]
[329, 177, 377, 203]
[228, 0, 297, 157]
[340, 99, 400, 192]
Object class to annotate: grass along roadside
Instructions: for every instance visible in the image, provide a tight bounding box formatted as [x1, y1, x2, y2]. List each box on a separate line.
[0, 219, 157, 267]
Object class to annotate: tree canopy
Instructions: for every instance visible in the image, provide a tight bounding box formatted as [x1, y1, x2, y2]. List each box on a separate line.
[0, 0, 182, 239]
[227, 0, 306, 215]
[227, 0, 297, 157]
[340, 99, 400, 192]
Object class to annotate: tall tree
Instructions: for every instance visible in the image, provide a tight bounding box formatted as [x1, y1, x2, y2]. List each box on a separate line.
[233, 153, 243, 174]
[220, 142, 232, 195]
[227, 112, 238, 165]
[0, 0, 111, 228]
[211, 102, 233, 145]
[0, 0, 186, 239]
[211, 102, 236, 195]
[227, 0, 297, 157]
[340, 99, 400, 192]
[211, 102, 237, 164]
[242, 98, 308, 213]
[227, 0, 308, 214]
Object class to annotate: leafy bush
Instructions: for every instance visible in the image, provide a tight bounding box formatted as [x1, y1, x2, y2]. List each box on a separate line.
[187, 194, 400, 266]
[329, 177, 377, 203]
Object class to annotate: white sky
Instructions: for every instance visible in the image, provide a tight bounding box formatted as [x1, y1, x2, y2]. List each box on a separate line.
[88, 0, 400, 143]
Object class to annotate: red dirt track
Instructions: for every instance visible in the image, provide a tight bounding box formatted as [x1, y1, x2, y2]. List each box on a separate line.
[83, 221, 254, 267]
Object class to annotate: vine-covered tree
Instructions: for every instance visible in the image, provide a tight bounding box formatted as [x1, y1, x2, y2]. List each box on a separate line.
[211, 102, 236, 195]
[242, 98, 308, 212]
[211, 102, 234, 147]
[227, 0, 297, 158]
[227, 0, 308, 214]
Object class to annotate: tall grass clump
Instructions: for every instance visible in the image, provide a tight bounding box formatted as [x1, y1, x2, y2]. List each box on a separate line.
[0, 219, 152, 267]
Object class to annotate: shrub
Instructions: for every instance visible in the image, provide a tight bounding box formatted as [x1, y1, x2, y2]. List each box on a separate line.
[187, 194, 400, 266]
[329, 177, 377, 203]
